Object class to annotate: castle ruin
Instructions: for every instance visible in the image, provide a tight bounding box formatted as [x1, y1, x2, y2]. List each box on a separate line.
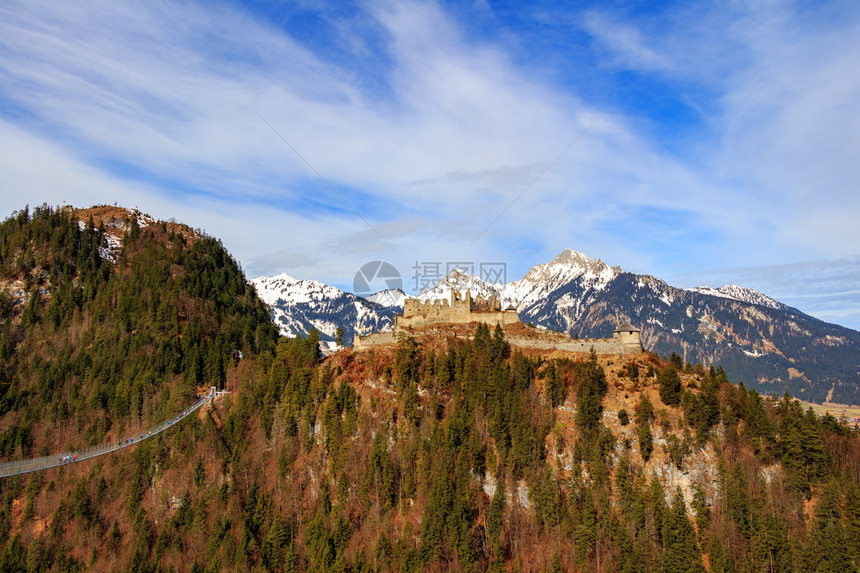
[354, 290, 643, 355]
[395, 290, 520, 330]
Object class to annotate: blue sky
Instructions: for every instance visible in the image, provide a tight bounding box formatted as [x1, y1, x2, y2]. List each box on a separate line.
[2, 0, 860, 328]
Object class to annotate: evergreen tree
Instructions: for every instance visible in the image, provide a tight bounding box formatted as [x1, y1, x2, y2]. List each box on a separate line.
[575, 351, 607, 435]
[662, 489, 705, 572]
[846, 481, 860, 568]
[491, 322, 510, 362]
[638, 423, 654, 462]
[486, 474, 506, 559]
[635, 395, 655, 425]
[545, 361, 565, 408]
[576, 489, 597, 565]
[658, 366, 682, 406]
[807, 481, 851, 571]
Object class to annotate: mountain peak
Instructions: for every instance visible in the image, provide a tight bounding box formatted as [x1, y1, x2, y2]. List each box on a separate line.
[446, 267, 474, 279]
[367, 289, 408, 308]
[268, 272, 298, 283]
[552, 248, 592, 266]
[547, 249, 620, 276]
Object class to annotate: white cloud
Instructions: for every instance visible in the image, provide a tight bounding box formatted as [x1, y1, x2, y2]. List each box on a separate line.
[0, 0, 858, 328]
[584, 11, 671, 72]
[716, 3, 860, 258]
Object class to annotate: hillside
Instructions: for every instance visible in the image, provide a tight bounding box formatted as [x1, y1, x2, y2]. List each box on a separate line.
[1, 205, 858, 571]
[0, 204, 278, 459]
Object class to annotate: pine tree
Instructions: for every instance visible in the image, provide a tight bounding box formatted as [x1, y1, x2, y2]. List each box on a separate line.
[638, 423, 654, 462]
[662, 489, 705, 572]
[486, 474, 506, 558]
[576, 489, 597, 565]
[807, 481, 851, 571]
[846, 481, 860, 568]
[635, 395, 655, 425]
[658, 366, 682, 406]
[545, 361, 565, 408]
[491, 322, 510, 362]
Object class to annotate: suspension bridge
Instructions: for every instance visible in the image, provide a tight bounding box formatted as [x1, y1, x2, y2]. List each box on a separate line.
[0, 388, 221, 479]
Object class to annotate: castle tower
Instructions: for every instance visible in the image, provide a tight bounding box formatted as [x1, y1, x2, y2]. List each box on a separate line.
[451, 289, 472, 322]
[613, 322, 642, 354]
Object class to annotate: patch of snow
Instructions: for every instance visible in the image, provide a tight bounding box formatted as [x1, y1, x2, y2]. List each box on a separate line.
[818, 334, 847, 347]
[555, 293, 575, 308]
[99, 233, 122, 264]
[689, 285, 785, 310]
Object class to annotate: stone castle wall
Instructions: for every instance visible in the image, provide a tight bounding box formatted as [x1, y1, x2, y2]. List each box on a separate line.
[353, 331, 401, 351]
[355, 331, 642, 354]
[507, 336, 641, 355]
[396, 291, 518, 330]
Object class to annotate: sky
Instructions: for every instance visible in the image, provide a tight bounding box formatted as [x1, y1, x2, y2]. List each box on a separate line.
[1, 0, 860, 329]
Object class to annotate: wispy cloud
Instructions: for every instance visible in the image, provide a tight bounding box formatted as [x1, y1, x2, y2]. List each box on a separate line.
[0, 0, 858, 328]
[584, 11, 671, 72]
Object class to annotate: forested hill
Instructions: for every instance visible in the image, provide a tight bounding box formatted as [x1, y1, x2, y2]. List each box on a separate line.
[0, 204, 278, 460]
[1, 204, 859, 571]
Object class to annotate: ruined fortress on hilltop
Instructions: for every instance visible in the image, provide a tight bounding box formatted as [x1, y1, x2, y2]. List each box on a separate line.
[396, 290, 520, 330]
[354, 290, 643, 355]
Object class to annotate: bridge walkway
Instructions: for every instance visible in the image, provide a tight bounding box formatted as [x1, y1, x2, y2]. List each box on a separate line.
[0, 388, 218, 479]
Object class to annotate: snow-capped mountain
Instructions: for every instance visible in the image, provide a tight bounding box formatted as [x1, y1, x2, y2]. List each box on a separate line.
[252, 250, 860, 405]
[501, 249, 621, 310]
[251, 273, 398, 346]
[413, 250, 620, 312]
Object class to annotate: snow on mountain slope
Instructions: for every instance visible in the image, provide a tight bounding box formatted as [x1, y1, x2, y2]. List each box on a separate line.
[689, 285, 787, 310]
[366, 289, 409, 308]
[251, 273, 397, 343]
[502, 249, 621, 311]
